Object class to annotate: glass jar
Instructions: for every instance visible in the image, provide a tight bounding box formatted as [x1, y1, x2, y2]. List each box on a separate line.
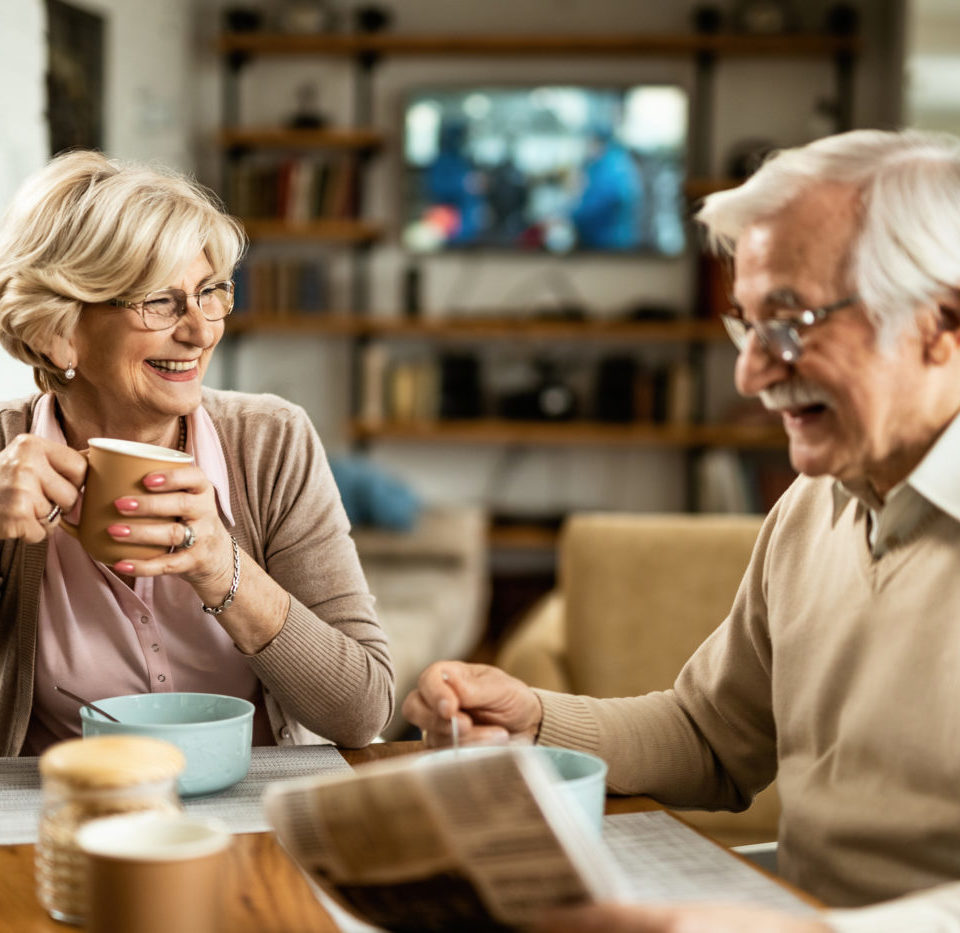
[36, 735, 185, 924]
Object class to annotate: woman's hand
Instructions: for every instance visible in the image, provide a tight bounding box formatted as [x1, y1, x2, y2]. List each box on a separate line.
[402, 661, 543, 746]
[0, 435, 86, 542]
[107, 465, 234, 597]
[108, 464, 288, 653]
[534, 903, 831, 933]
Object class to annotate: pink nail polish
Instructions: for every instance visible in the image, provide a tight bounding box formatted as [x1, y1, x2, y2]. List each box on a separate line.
[115, 497, 139, 511]
[107, 524, 131, 538]
[115, 561, 135, 573]
[143, 474, 165, 488]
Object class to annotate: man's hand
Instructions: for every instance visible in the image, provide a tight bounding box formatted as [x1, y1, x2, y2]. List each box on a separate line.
[534, 903, 831, 933]
[402, 661, 543, 746]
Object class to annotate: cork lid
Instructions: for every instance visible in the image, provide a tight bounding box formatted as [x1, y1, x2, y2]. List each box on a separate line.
[39, 736, 185, 788]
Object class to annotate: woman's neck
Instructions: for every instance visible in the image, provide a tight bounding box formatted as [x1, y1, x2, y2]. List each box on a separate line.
[53, 397, 186, 452]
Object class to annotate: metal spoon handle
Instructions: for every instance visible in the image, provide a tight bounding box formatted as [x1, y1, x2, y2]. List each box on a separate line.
[54, 685, 121, 723]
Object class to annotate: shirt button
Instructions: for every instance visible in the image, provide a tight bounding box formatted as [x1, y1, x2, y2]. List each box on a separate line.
[157, 674, 166, 683]
[151, 644, 160, 652]
[279, 726, 291, 740]
[140, 615, 150, 624]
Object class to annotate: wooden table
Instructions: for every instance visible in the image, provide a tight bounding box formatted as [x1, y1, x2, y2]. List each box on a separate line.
[0, 741, 803, 932]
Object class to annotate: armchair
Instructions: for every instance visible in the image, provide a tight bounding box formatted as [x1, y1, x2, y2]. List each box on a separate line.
[496, 512, 779, 847]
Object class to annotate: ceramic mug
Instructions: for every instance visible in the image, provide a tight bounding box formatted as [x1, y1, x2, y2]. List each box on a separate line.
[76, 812, 231, 933]
[59, 438, 193, 564]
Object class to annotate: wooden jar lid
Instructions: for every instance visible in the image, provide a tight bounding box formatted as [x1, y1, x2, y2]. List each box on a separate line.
[39, 736, 185, 788]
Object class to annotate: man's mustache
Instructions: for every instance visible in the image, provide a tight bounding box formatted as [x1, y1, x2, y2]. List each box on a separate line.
[760, 380, 834, 411]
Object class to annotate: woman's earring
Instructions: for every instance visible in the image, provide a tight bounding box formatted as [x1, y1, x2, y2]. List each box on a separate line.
[64, 364, 76, 381]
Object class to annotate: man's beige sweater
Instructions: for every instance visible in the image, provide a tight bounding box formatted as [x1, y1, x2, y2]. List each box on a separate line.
[538, 472, 960, 912]
[0, 390, 394, 756]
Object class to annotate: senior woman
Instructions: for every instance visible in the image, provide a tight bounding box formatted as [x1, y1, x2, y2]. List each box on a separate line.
[0, 150, 394, 756]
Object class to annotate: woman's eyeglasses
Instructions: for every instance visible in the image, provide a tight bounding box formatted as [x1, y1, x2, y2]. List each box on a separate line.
[110, 281, 235, 331]
[720, 295, 858, 363]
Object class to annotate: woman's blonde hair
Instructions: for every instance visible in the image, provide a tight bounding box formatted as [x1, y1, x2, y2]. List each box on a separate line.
[0, 150, 247, 392]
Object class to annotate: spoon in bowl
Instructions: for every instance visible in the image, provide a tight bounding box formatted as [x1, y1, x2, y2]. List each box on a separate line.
[54, 685, 121, 723]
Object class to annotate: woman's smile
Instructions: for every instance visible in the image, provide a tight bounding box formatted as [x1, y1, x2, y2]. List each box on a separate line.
[146, 358, 200, 380]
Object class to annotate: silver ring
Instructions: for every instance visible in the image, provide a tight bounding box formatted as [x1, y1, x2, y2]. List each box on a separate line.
[179, 521, 197, 550]
[45, 503, 62, 524]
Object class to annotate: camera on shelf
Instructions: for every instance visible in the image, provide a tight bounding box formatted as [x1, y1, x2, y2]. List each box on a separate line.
[497, 359, 577, 422]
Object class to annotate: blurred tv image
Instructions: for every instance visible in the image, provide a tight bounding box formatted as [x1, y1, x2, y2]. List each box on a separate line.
[402, 85, 688, 256]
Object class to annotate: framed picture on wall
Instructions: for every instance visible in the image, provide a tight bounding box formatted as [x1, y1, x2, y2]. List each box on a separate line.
[46, 0, 104, 155]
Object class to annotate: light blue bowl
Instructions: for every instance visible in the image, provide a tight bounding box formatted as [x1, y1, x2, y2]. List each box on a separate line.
[423, 745, 608, 831]
[80, 693, 254, 797]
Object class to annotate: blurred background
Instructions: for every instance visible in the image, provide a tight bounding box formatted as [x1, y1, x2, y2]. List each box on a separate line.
[0, 0, 953, 671]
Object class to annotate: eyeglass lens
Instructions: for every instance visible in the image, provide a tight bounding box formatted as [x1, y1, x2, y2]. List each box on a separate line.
[721, 316, 801, 363]
[140, 283, 234, 330]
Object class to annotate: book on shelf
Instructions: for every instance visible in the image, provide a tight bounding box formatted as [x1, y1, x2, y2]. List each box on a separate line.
[227, 154, 359, 223]
[232, 257, 328, 315]
[263, 747, 630, 933]
[594, 357, 695, 425]
[386, 358, 439, 421]
[360, 343, 389, 422]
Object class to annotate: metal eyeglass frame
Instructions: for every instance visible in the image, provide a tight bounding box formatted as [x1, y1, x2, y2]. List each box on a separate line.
[720, 295, 859, 363]
[109, 281, 235, 331]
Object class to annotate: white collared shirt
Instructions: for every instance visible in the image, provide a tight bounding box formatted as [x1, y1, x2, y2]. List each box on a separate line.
[831, 410, 960, 558]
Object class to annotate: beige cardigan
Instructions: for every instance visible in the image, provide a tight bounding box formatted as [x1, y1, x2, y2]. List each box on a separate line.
[0, 389, 395, 755]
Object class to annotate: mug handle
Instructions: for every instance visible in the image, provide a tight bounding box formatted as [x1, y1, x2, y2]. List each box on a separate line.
[58, 516, 81, 541]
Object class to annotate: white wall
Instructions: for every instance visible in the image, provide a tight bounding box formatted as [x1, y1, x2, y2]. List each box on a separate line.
[904, 0, 960, 133]
[0, 0, 47, 397]
[0, 0, 195, 397]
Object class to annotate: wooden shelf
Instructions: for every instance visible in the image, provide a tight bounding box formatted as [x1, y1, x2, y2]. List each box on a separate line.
[685, 177, 740, 200]
[488, 523, 559, 550]
[219, 32, 860, 59]
[227, 313, 361, 335]
[349, 418, 786, 449]
[218, 127, 384, 151]
[226, 314, 729, 341]
[361, 316, 727, 341]
[239, 218, 383, 242]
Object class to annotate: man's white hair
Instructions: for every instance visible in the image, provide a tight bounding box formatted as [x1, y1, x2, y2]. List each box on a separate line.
[696, 129, 960, 344]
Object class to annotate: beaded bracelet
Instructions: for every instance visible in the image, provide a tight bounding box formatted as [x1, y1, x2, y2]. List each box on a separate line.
[201, 535, 240, 616]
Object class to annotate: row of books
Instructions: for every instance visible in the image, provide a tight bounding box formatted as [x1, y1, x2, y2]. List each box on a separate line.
[226, 156, 359, 222]
[232, 258, 328, 314]
[359, 345, 698, 425]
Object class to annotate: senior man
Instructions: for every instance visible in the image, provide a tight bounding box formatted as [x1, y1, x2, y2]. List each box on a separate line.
[404, 128, 960, 932]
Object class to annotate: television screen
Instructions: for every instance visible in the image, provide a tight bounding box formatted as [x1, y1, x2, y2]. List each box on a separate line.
[401, 85, 688, 256]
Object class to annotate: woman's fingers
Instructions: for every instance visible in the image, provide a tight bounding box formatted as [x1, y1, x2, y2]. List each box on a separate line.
[0, 435, 85, 540]
[107, 466, 230, 582]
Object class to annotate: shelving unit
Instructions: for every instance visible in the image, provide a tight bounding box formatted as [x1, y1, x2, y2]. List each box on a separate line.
[349, 418, 785, 448]
[217, 29, 860, 206]
[228, 314, 728, 340]
[216, 27, 857, 519]
[217, 31, 859, 60]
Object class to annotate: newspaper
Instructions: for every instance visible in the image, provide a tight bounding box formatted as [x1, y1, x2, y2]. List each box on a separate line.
[264, 746, 633, 932]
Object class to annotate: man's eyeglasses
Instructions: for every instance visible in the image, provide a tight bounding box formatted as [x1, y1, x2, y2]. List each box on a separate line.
[720, 295, 858, 363]
[110, 281, 235, 332]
